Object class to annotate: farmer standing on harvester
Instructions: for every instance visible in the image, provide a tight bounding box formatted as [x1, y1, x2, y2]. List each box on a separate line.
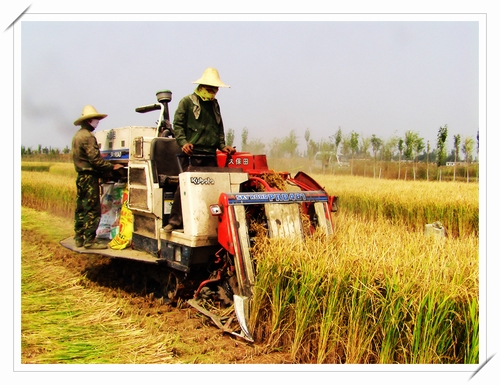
[164, 67, 236, 232]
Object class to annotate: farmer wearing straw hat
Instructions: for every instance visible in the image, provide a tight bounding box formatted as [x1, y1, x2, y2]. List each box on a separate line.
[164, 67, 235, 232]
[72, 105, 124, 249]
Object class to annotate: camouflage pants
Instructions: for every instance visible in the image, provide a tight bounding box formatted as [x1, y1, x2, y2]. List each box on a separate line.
[74, 173, 101, 242]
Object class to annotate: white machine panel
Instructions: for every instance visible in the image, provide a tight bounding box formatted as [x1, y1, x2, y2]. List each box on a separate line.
[179, 172, 247, 238]
[94, 126, 156, 155]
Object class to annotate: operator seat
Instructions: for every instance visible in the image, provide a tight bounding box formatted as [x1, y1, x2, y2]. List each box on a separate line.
[150, 137, 183, 189]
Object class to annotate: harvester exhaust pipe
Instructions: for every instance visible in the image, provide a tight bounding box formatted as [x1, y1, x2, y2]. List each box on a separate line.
[156, 90, 172, 123]
[156, 90, 174, 137]
[134, 90, 174, 137]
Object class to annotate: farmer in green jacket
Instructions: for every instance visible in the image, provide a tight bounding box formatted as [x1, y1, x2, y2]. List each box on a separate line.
[72, 105, 123, 249]
[164, 67, 235, 232]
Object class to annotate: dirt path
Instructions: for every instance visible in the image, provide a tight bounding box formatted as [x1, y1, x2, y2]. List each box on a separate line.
[20, 208, 292, 364]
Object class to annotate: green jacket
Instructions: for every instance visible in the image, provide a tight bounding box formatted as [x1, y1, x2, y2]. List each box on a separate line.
[173, 93, 227, 154]
[72, 122, 114, 174]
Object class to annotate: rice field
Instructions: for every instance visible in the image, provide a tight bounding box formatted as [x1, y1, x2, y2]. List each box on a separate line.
[20, 162, 479, 364]
[249, 211, 478, 363]
[314, 174, 478, 238]
[21, 169, 76, 218]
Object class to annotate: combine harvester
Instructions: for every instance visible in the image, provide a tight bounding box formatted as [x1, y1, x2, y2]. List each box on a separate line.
[61, 90, 337, 342]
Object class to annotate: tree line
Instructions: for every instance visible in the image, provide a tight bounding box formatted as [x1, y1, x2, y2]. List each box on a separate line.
[225, 124, 478, 165]
[21, 144, 70, 156]
[22, 124, 478, 170]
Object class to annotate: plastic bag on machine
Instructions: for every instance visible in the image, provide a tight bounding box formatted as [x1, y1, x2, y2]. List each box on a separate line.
[109, 188, 134, 250]
[96, 183, 125, 239]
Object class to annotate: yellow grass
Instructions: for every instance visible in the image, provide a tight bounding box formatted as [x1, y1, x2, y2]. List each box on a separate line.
[313, 174, 479, 237]
[20, 162, 479, 364]
[250, 210, 478, 363]
[21, 171, 76, 218]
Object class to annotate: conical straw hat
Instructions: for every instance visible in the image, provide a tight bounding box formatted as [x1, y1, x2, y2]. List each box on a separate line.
[74, 105, 108, 126]
[192, 67, 230, 88]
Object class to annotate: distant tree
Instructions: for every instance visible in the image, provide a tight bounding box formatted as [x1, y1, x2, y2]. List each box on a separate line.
[382, 136, 398, 162]
[348, 131, 359, 156]
[370, 135, 383, 160]
[415, 137, 424, 158]
[403, 131, 417, 160]
[309, 139, 319, 159]
[453, 134, 461, 181]
[360, 136, 370, 158]
[269, 137, 283, 158]
[270, 135, 298, 158]
[63, 146, 70, 154]
[436, 124, 448, 181]
[246, 138, 266, 155]
[304, 128, 311, 144]
[476, 129, 479, 161]
[397, 138, 404, 179]
[462, 136, 474, 164]
[403, 130, 420, 180]
[341, 135, 350, 158]
[462, 136, 475, 182]
[348, 131, 359, 175]
[331, 126, 343, 154]
[304, 128, 313, 159]
[317, 140, 334, 173]
[426, 140, 431, 181]
[359, 136, 370, 176]
[282, 130, 298, 157]
[399, 131, 424, 180]
[370, 134, 383, 178]
[226, 128, 235, 148]
[414, 136, 424, 180]
[241, 127, 249, 152]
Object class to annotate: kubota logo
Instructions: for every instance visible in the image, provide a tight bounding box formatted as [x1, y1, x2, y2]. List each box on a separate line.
[190, 176, 215, 185]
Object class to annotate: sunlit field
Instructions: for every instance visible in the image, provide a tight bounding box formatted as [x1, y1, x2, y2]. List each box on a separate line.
[313, 174, 478, 238]
[21, 162, 479, 363]
[249, 210, 478, 363]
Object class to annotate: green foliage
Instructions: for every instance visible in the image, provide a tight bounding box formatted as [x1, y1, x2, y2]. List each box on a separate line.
[453, 134, 461, 162]
[348, 131, 359, 156]
[268, 130, 299, 158]
[241, 127, 249, 151]
[436, 124, 448, 167]
[331, 126, 343, 150]
[370, 134, 383, 160]
[246, 138, 266, 154]
[359, 136, 371, 158]
[225, 128, 235, 147]
[462, 137, 475, 163]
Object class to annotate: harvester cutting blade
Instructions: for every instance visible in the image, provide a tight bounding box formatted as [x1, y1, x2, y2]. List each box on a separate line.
[233, 294, 254, 342]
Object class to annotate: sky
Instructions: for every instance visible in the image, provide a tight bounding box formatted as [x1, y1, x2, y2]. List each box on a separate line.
[18, 13, 482, 156]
